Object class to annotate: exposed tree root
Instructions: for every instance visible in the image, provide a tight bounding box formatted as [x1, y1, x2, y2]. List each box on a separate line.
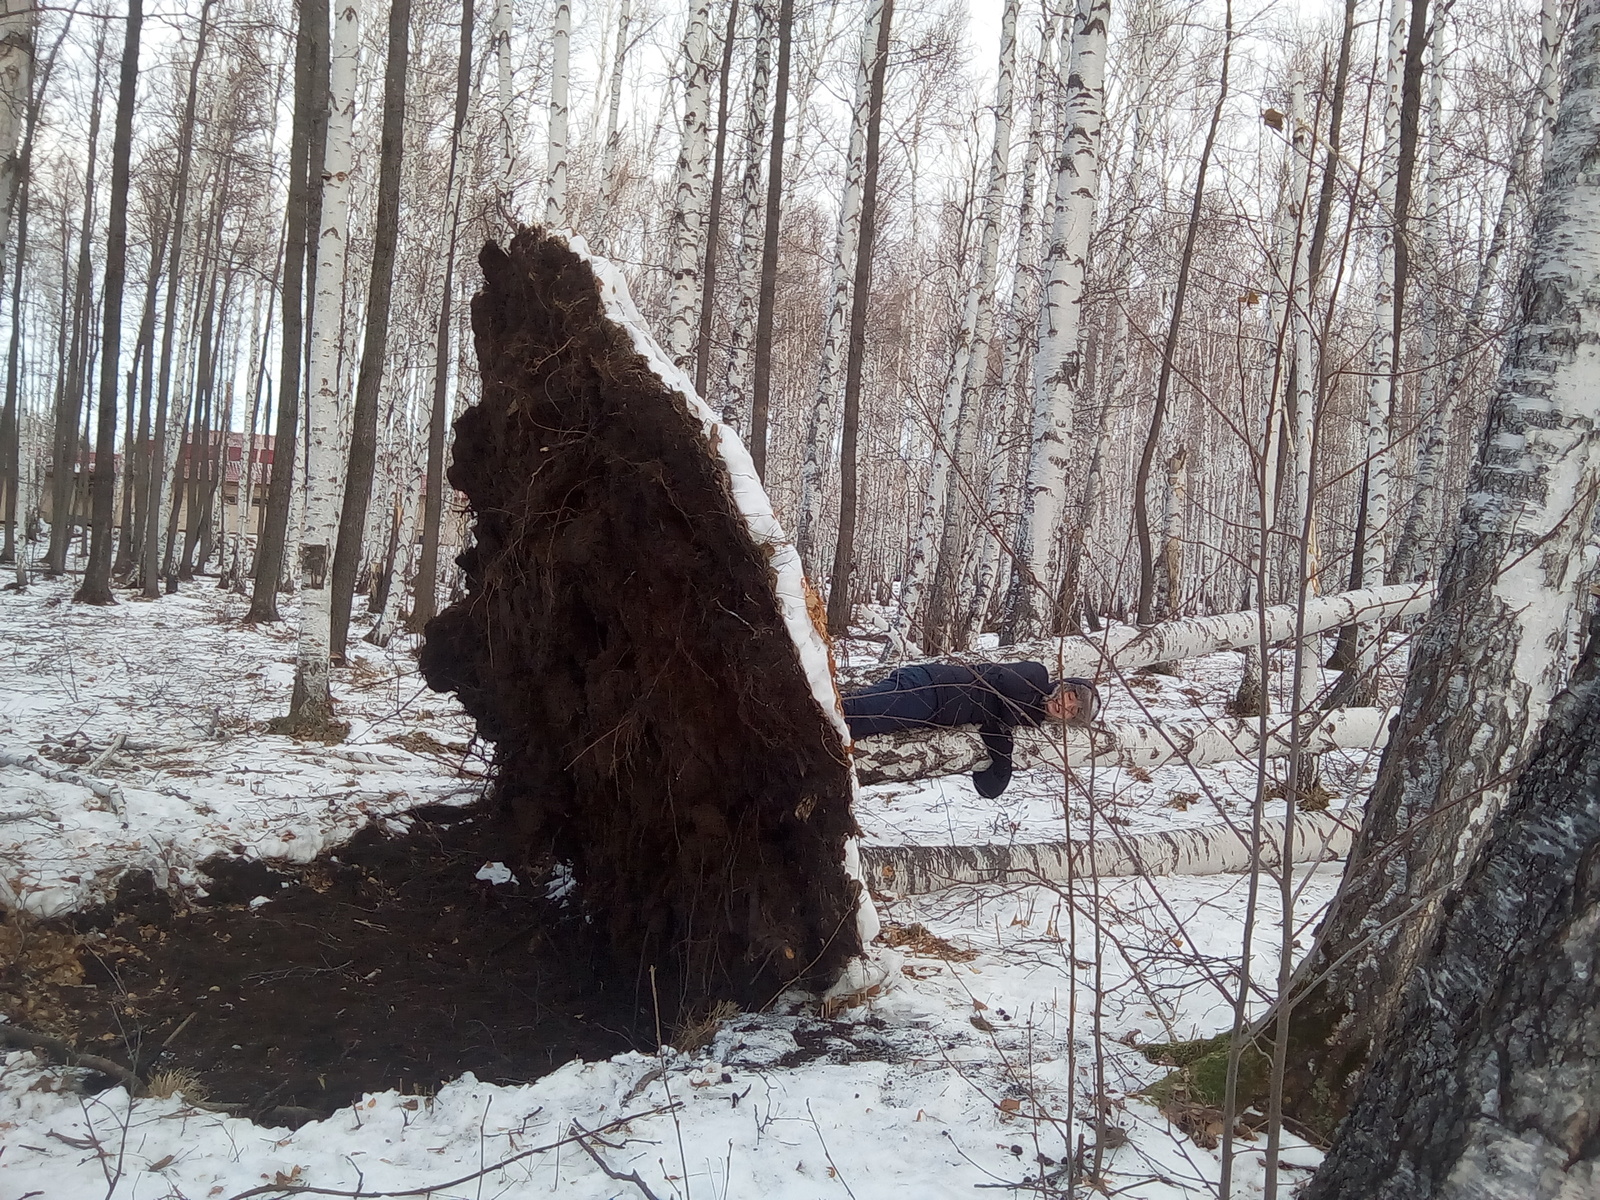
[420, 229, 861, 1017]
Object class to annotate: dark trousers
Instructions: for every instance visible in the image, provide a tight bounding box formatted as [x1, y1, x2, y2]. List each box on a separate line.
[842, 667, 939, 738]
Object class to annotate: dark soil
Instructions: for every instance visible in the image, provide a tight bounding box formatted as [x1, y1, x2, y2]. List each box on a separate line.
[421, 228, 861, 1015]
[7, 804, 643, 1125]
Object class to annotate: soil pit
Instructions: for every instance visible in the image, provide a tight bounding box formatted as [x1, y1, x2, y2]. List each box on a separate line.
[3, 804, 645, 1126]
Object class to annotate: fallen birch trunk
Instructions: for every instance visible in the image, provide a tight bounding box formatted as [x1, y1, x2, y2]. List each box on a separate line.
[862, 811, 1354, 895]
[0, 749, 126, 818]
[855, 582, 1434, 685]
[854, 705, 1394, 785]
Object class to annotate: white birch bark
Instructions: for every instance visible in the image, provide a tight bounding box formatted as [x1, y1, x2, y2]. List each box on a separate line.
[230, 283, 265, 585]
[544, 0, 570, 226]
[663, 0, 714, 367]
[493, 0, 513, 206]
[290, 0, 361, 725]
[1289, 72, 1321, 710]
[1391, 100, 1540, 583]
[864, 813, 1356, 895]
[717, 0, 771, 428]
[1539, 0, 1573, 162]
[794, 0, 879, 577]
[1008, 0, 1107, 641]
[0, 0, 33, 268]
[854, 705, 1394, 787]
[1290, 2, 1600, 1099]
[600, 0, 632, 211]
[924, 0, 1019, 648]
[1155, 446, 1187, 617]
[1354, 0, 1406, 651]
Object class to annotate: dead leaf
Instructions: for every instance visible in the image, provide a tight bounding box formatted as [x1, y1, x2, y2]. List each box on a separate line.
[998, 1097, 1021, 1114]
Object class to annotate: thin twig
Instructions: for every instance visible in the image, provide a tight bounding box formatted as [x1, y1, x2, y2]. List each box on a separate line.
[571, 1120, 664, 1200]
[222, 1104, 677, 1199]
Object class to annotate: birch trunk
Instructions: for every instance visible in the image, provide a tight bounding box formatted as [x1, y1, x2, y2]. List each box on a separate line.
[492, 0, 512, 204]
[1390, 99, 1539, 584]
[1003, 0, 1106, 643]
[749, 0, 793, 476]
[717, 0, 770, 429]
[1279, 3, 1600, 1131]
[1288, 71, 1320, 714]
[923, 0, 1019, 653]
[0, 0, 34, 267]
[599, 0, 631, 221]
[854, 704, 1394, 786]
[794, 0, 877, 577]
[663, 0, 713, 367]
[330, 0, 408, 661]
[864, 812, 1356, 895]
[1349, 0, 1406, 683]
[544, 0, 569, 226]
[1153, 447, 1187, 619]
[285, 0, 360, 734]
[1307, 639, 1600, 1199]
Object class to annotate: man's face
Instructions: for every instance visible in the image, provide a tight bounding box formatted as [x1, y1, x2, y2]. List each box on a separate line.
[1045, 688, 1080, 724]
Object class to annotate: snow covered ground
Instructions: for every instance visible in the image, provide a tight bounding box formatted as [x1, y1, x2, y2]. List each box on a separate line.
[0, 577, 1391, 1199]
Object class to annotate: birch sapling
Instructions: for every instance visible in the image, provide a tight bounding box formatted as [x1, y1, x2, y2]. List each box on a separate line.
[664, 0, 713, 367]
[284, 0, 361, 735]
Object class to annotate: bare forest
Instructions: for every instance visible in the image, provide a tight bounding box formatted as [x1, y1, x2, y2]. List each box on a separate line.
[1, 0, 1598, 1192]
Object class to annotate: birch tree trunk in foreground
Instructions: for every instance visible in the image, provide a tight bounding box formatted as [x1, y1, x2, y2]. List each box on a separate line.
[664, 0, 712, 367]
[284, 0, 360, 734]
[1003, 0, 1107, 643]
[543, 0, 569, 226]
[1307, 641, 1600, 1199]
[1278, 1, 1600, 1131]
[795, 0, 876, 578]
[78, 0, 140, 606]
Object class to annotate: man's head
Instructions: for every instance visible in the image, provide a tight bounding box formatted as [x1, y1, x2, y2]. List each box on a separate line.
[1045, 678, 1100, 728]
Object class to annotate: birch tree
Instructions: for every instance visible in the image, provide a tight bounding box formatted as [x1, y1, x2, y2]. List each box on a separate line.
[794, 0, 878, 578]
[284, 0, 361, 735]
[1001, 0, 1108, 644]
[718, 0, 770, 428]
[922, 0, 1019, 652]
[663, 0, 713, 367]
[0, 0, 34, 267]
[544, 0, 570, 225]
[1276, 0, 1600, 1130]
[330, 0, 408, 661]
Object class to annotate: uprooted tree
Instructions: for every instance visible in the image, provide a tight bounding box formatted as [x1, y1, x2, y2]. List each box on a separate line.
[420, 228, 868, 1018]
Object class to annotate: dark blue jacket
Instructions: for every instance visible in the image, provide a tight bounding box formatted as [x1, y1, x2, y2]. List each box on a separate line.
[842, 661, 1053, 797]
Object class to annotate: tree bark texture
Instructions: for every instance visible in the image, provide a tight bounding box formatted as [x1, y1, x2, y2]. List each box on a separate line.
[1281, 1, 1600, 1132]
[420, 229, 865, 1012]
[1306, 639, 1600, 1200]
[664, 0, 712, 367]
[717, 0, 770, 429]
[692, 0, 738, 397]
[287, 0, 361, 733]
[543, 0, 570, 226]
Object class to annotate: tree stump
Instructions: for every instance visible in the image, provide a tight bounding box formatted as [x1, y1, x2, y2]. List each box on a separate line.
[421, 228, 864, 1017]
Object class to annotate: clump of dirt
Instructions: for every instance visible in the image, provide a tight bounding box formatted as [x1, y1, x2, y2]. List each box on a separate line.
[420, 229, 861, 1017]
[7, 805, 641, 1125]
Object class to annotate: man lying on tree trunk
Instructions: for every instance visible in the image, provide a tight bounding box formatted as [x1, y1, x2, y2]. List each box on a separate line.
[843, 662, 1101, 797]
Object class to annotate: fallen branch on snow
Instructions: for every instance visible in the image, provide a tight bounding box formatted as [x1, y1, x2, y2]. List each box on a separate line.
[0, 749, 126, 819]
[862, 812, 1354, 895]
[0, 1024, 144, 1094]
[853, 706, 1395, 785]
